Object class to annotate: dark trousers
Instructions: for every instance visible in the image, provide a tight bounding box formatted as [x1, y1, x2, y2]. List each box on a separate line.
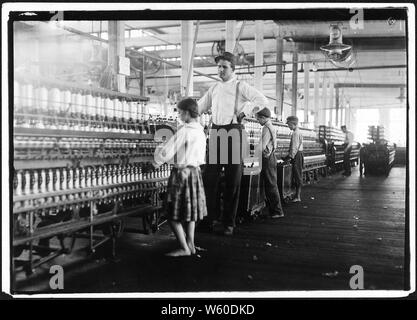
[204, 163, 242, 227]
[203, 124, 244, 228]
[343, 146, 352, 174]
[292, 151, 304, 188]
[261, 153, 284, 215]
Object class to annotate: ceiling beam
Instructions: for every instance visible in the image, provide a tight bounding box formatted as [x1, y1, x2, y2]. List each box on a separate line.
[144, 64, 407, 79]
[334, 83, 406, 88]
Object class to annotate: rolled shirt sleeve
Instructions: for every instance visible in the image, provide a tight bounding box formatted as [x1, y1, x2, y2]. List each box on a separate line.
[239, 81, 270, 117]
[197, 85, 214, 115]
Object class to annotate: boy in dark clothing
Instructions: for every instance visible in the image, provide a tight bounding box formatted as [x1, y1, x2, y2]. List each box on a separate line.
[255, 108, 285, 218]
[284, 116, 304, 202]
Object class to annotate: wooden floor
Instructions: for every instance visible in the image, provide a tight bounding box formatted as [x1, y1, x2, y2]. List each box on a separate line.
[15, 166, 407, 293]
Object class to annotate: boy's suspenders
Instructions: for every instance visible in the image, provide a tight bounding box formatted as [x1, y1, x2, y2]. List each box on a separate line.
[265, 124, 276, 155]
[230, 81, 240, 125]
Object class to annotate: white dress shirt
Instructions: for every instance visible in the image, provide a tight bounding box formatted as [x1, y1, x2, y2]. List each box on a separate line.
[154, 122, 206, 168]
[198, 75, 270, 125]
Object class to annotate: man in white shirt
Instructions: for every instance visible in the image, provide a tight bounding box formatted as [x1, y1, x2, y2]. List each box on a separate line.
[341, 125, 354, 176]
[197, 52, 270, 236]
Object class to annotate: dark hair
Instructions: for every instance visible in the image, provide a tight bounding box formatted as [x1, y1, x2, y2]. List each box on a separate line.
[177, 98, 199, 118]
[215, 51, 236, 71]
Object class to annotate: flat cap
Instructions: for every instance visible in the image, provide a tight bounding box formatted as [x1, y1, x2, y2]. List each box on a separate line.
[286, 116, 299, 125]
[256, 107, 271, 118]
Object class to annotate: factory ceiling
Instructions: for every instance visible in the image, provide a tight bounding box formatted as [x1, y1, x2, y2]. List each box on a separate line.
[15, 15, 408, 110]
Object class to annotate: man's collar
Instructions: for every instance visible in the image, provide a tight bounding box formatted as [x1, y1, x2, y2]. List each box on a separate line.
[222, 74, 237, 83]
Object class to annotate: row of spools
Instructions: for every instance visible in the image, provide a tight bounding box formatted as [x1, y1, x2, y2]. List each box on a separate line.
[14, 163, 172, 197]
[14, 81, 149, 121]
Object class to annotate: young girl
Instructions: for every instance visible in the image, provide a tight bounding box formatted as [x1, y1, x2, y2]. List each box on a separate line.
[153, 98, 207, 257]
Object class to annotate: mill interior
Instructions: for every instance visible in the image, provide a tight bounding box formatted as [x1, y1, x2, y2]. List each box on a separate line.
[10, 12, 409, 293]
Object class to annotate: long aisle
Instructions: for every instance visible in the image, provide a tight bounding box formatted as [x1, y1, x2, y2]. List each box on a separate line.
[15, 166, 407, 292]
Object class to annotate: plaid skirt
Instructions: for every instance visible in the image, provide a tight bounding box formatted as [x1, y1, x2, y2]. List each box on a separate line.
[166, 166, 208, 222]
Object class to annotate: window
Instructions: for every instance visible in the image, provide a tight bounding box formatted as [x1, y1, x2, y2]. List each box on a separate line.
[388, 108, 406, 147]
[354, 109, 379, 144]
[130, 29, 141, 38]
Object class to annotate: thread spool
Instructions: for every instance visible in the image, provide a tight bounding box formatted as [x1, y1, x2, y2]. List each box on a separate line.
[23, 83, 34, 110]
[62, 90, 72, 115]
[49, 87, 61, 115]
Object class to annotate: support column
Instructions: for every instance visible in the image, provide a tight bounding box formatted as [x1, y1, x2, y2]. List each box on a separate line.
[303, 55, 310, 123]
[254, 20, 264, 92]
[275, 34, 284, 120]
[108, 21, 126, 93]
[291, 51, 298, 116]
[313, 71, 320, 128]
[320, 74, 328, 126]
[181, 21, 193, 97]
[139, 55, 146, 97]
[328, 81, 334, 126]
[346, 103, 351, 129]
[225, 20, 236, 52]
[335, 87, 340, 127]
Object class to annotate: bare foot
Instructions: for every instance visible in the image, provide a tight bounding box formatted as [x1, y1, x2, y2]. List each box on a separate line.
[165, 248, 191, 257]
[187, 242, 196, 255]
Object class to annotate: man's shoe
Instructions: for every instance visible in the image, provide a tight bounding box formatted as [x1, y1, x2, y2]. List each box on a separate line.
[270, 213, 284, 219]
[223, 226, 234, 236]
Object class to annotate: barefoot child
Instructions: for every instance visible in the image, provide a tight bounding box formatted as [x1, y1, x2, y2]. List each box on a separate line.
[255, 108, 285, 218]
[153, 98, 207, 257]
[284, 116, 304, 202]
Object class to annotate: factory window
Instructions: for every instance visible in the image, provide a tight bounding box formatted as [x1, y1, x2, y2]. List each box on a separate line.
[125, 30, 130, 38]
[142, 46, 156, 51]
[355, 109, 379, 144]
[296, 110, 304, 123]
[130, 29, 142, 38]
[389, 109, 407, 147]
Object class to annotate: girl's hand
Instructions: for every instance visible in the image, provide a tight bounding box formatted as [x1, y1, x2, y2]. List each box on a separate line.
[151, 160, 160, 169]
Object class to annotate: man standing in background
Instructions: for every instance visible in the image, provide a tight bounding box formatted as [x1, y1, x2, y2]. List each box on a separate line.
[341, 125, 354, 177]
